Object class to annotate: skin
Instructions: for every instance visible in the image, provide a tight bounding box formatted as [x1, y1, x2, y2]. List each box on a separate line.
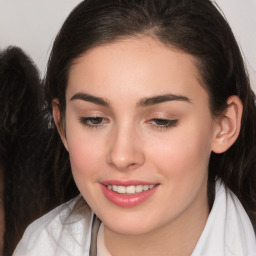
[53, 36, 242, 255]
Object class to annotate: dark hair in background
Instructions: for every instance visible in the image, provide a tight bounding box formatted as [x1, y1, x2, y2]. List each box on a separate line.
[44, 0, 256, 230]
[0, 47, 77, 255]
[0, 46, 41, 255]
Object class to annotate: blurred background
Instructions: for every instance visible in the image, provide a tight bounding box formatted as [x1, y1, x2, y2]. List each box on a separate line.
[0, 0, 255, 90]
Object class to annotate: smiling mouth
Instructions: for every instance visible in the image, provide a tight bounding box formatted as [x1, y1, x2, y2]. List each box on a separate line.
[102, 183, 159, 207]
[106, 184, 157, 194]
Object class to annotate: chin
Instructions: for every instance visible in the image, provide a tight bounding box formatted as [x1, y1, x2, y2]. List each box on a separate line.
[102, 212, 160, 236]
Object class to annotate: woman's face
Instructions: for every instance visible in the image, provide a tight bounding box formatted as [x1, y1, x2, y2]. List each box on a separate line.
[57, 37, 220, 236]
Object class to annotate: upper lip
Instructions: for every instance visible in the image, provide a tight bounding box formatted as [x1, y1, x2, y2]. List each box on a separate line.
[101, 180, 158, 186]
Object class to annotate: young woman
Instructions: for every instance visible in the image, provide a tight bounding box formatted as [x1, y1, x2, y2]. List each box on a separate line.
[13, 0, 256, 255]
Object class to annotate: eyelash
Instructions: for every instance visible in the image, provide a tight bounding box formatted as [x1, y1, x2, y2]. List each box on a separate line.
[79, 117, 108, 128]
[147, 118, 178, 129]
[79, 117, 178, 130]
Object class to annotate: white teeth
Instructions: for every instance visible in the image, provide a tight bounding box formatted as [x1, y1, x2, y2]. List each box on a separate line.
[143, 185, 149, 191]
[135, 185, 143, 193]
[126, 186, 136, 194]
[116, 186, 126, 194]
[107, 184, 156, 194]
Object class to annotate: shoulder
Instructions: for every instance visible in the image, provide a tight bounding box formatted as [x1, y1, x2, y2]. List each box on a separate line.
[13, 195, 94, 256]
[221, 183, 256, 255]
[192, 181, 256, 256]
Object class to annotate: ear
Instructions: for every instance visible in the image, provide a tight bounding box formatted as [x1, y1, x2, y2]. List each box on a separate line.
[211, 95, 243, 154]
[52, 99, 69, 151]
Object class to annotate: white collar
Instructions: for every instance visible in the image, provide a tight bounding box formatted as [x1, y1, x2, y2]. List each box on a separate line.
[192, 181, 256, 256]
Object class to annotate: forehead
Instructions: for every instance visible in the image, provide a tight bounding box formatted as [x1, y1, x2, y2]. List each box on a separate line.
[67, 36, 207, 104]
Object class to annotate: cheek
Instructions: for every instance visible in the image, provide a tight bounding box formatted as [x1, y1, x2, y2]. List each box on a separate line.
[65, 125, 105, 178]
[147, 121, 213, 178]
[66, 133, 105, 202]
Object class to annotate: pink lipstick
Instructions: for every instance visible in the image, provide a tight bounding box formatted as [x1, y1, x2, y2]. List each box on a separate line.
[101, 180, 159, 207]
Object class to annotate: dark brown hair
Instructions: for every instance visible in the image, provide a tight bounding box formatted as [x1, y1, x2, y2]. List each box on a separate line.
[0, 46, 43, 255]
[0, 47, 68, 255]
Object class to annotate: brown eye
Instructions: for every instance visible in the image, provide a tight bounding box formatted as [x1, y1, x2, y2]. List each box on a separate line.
[148, 119, 178, 129]
[87, 117, 104, 125]
[79, 117, 107, 128]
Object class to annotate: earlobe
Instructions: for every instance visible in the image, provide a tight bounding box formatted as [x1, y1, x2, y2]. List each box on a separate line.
[212, 95, 243, 154]
[52, 99, 69, 151]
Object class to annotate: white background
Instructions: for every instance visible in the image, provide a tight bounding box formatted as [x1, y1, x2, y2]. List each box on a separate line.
[0, 0, 255, 90]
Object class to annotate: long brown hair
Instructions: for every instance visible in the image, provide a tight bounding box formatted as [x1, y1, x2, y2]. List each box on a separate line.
[0, 47, 70, 255]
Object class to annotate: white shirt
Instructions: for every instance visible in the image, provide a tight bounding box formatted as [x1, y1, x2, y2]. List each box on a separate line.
[13, 181, 256, 256]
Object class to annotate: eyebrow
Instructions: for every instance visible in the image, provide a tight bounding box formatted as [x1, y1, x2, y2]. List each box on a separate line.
[70, 92, 109, 106]
[138, 94, 191, 106]
[70, 92, 191, 107]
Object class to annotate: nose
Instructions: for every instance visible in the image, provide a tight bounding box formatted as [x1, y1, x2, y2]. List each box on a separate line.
[107, 124, 145, 171]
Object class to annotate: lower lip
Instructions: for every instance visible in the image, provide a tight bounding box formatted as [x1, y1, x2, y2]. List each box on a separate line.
[101, 184, 159, 207]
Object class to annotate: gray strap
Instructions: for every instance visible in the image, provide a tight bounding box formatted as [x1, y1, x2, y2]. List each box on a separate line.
[89, 215, 101, 256]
